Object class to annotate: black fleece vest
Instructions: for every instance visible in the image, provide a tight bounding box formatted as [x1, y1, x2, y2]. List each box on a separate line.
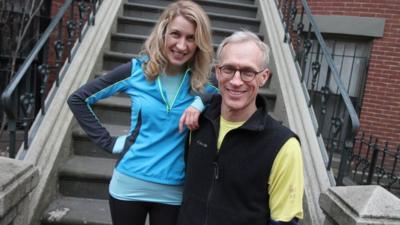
[177, 95, 297, 225]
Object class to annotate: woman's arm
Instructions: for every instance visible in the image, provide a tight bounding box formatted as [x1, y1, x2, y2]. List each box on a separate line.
[179, 72, 219, 132]
[67, 62, 132, 152]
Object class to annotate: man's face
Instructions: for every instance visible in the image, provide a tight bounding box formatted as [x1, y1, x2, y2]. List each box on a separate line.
[216, 41, 270, 120]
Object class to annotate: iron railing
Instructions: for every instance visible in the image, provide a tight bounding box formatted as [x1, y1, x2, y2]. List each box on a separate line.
[0, 0, 51, 128]
[349, 132, 400, 197]
[275, 0, 360, 185]
[1, 0, 102, 158]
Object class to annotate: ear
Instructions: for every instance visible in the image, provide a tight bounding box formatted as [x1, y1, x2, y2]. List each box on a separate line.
[215, 65, 221, 81]
[257, 68, 271, 87]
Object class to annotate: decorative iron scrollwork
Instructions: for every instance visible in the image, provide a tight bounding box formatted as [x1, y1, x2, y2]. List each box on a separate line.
[19, 92, 34, 149]
[38, 64, 50, 114]
[304, 39, 312, 56]
[331, 117, 343, 137]
[79, 1, 88, 21]
[38, 64, 50, 96]
[320, 86, 330, 115]
[67, 20, 76, 39]
[310, 61, 321, 92]
[54, 40, 64, 61]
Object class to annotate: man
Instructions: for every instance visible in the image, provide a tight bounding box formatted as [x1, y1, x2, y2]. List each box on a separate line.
[177, 31, 304, 225]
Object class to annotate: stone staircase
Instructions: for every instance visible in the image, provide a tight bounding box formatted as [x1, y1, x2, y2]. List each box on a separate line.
[39, 0, 281, 224]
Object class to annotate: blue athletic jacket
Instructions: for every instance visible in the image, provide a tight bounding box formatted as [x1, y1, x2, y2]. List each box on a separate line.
[67, 57, 217, 185]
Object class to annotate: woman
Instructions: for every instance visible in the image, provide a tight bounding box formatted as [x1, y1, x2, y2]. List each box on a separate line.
[67, 1, 216, 225]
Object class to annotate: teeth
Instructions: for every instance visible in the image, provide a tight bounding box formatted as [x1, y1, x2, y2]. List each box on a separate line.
[172, 50, 185, 56]
[228, 89, 244, 95]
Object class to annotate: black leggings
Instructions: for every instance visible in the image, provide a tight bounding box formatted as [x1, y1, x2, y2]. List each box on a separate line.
[109, 195, 180, 225]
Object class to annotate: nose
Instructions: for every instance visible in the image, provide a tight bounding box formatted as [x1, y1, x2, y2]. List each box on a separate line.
[229, 70, 243, 86]
[176, 38, 187, 50]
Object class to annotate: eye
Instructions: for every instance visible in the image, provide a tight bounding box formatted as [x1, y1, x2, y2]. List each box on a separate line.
[242, 70, 256, 77]
[186, 35, 195, 43]
[221, 66, 235, 74]
[169, 31, 180, 38]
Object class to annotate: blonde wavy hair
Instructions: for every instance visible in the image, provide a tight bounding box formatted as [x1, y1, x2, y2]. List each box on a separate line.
[140, 0, 213, 93]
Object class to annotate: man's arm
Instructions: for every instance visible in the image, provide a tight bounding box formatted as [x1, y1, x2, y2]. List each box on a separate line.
[268, 137, 304, 224]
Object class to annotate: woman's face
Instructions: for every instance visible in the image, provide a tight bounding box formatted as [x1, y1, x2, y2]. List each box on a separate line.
[164, 15, 198, 75]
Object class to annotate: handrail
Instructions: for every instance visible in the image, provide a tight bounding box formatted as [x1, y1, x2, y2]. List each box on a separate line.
[300, 0, 360, 136]
[276, 0, 361, 184]
[1, 0, 101, 158]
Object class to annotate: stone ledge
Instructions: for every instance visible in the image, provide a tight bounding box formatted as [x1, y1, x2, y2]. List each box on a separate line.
[319, 185, 400, 225]
[0, 157, 39, 217]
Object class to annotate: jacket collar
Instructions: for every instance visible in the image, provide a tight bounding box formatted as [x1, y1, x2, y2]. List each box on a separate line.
[204, 94, 269, 132]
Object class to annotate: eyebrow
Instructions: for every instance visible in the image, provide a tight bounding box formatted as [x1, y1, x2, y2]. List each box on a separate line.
[222, 64, 258, 71]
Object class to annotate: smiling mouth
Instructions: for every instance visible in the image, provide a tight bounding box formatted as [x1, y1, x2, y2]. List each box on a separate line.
[171, 49, 186, 58]
[226, 87, 246, 96]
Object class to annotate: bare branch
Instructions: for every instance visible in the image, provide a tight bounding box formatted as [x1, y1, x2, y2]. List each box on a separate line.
[10, 0, 44, 76]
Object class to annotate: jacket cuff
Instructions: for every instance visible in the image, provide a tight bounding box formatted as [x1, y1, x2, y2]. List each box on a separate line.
[112, 135, 128, 154]
[190, 96, 205, 112]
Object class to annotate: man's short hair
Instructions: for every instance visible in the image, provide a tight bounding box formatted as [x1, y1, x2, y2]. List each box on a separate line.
[216, 30, 270, 69]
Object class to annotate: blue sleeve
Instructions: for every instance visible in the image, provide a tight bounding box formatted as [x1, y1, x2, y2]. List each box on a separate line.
[198, 72, 219, 107]
[190, 96, 205, 112]
[67, 62, 132, 152]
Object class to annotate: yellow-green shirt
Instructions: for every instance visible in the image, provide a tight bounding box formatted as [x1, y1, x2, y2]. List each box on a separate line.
[217, 116, 245, 150]
[218, 117, 304, 222]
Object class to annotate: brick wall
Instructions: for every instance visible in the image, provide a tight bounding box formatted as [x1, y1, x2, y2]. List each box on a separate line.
[307, 0, 400, 148]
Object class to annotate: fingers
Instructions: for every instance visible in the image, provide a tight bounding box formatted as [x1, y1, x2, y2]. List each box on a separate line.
[179, 107, 201, 132]
[179, 112, 186, 133]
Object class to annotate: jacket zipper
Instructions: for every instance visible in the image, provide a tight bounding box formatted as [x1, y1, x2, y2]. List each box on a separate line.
[156, 70, 188, 113]
[203, 117, 222, 225]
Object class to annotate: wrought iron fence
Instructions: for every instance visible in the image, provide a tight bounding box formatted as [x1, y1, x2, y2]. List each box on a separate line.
[349, 132, 400, 197]
[275, 0, 360, 185]
[1, 0, 102, 158]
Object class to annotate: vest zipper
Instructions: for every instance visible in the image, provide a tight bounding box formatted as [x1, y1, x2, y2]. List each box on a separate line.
[204, 160, 220, 225]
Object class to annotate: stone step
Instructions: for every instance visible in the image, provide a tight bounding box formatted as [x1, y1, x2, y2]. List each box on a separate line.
[109, 32, 264, 55]
[103, 51, 136, 71]
[59, 155, 115, 199]
[110, 33, 145, 55]
[72, 123, 130, 158]
[205, 0, 255, 4]
[123, 2, 260, 32]
[91, 95, 131, 125]
[41, 197, 111, 225]
[116, 17, 155, 36]
[125, 0, 258, 18]
[117, 16, 263, 45]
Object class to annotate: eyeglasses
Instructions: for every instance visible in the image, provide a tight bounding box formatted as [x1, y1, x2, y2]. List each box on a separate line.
[217, 65, 265, 82]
